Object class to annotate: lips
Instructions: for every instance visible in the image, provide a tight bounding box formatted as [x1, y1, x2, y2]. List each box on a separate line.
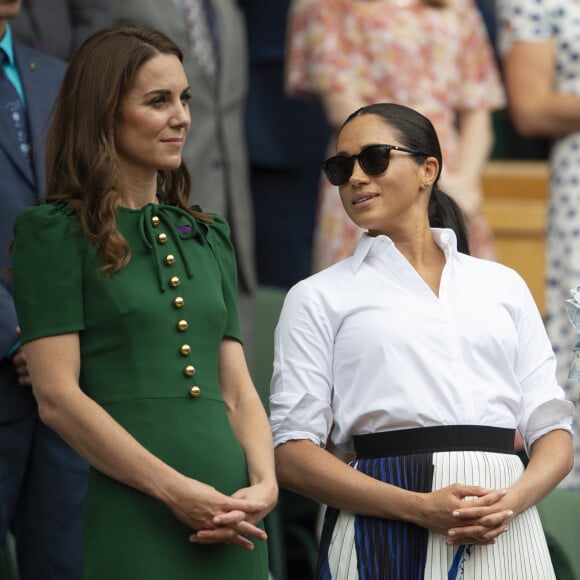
[353, 193, 379, 205]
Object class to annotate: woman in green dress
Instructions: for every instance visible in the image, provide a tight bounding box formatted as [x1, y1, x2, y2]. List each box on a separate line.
[11, 25, 277, 579]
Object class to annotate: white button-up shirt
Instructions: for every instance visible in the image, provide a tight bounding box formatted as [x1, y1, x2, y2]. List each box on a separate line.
[270, 229, 574, 455]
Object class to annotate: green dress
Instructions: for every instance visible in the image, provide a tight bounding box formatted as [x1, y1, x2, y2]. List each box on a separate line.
[12, 200, 268, 580]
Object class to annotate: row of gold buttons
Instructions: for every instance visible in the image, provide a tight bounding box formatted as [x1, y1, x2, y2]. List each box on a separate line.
[152, 214, 201, 398]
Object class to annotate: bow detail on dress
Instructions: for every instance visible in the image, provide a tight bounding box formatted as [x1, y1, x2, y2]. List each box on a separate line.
[138, 203, 206, 292]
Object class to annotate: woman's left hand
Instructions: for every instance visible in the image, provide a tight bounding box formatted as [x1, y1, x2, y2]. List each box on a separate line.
[444, 489, 520, 546]
[189, 481, 278, 550]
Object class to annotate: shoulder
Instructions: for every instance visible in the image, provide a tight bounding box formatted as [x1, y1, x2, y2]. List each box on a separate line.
[15, 200, 80, 238]
[283, 259, 355, 314]
[456, 252, 533, 300]
[13, 41, 67, 73]
[196, 212, 233, 248]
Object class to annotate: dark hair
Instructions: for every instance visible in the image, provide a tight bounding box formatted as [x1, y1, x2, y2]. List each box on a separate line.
[343, 103, 470, 254]
[45, 24, 210, 275]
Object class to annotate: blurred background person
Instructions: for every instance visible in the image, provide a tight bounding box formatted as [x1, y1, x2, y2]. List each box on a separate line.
[498, 0, 580, 489]
[0, 0, 88, 578]
[11, 0, 110, 60]
[111, 0, 258, 361]
[240, 0, 330, 290]
[286, 0, 505, 272]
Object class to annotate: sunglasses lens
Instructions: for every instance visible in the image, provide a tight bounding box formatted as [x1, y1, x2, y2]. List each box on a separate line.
[359, 145, 390, 175]
[323, 156, 353, 186]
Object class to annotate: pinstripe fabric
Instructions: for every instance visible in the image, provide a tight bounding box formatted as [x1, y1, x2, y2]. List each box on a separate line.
[426, 452, 555, 580]
[316, 451, 555, 579]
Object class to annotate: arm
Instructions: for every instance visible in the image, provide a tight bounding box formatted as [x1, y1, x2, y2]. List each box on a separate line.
[503, 39, 580, 137]
[24, 332, 268, 550]
[276, 438, 510, 543]
[193, 338, 278, 546]
[439, 108, 494, 217]
[321, 93, 366, 130]
[448, 429, 573, 543]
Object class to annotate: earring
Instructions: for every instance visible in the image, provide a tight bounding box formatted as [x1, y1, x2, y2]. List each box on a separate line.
[421, 182, 429, 189]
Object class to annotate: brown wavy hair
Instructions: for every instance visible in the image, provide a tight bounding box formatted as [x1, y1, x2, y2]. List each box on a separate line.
[45, 24, 210, 275]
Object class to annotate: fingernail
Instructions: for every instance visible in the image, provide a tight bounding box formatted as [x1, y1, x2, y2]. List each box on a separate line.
[448, 530, 456, 537]
[452, 511, 460, 517]
[506, 510, 513, 517]
[501, 489, 508, 495]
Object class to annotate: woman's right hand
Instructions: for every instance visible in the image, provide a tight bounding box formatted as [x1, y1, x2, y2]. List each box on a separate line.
[165, 476, 268, 550]
[413, 484, 511, 545]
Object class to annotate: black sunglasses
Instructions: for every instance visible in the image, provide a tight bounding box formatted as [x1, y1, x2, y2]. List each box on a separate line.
[322, 144, 427, 186]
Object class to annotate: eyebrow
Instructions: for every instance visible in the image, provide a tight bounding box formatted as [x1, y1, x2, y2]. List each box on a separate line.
[143, 86, 192, 97]
[335, 143, 381, 156]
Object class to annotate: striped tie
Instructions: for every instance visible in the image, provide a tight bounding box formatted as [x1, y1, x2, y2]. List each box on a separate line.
[175, 0, 217, 76]
[0, 49, 31, 163]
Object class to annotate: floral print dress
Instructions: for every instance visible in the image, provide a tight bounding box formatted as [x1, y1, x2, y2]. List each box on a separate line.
[286, 0, 505, 271]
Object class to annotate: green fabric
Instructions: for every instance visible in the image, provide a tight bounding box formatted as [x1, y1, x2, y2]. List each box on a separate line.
[12, 201, 267, 579]
[0, 533, 19, 580]
[537, 489, 580, 580]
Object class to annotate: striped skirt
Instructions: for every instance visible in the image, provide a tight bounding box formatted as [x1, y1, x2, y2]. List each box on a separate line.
[316, 427, 555, 580]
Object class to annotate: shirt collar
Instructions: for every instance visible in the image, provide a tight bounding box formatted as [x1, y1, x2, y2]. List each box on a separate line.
[351, 227, 458, 272]
[0, 24, 15, 66]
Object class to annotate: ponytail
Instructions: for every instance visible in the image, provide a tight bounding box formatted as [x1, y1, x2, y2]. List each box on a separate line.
[428, 186, 470, 255]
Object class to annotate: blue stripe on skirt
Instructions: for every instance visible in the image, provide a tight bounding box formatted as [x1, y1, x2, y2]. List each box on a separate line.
[316, 453, 434, 580]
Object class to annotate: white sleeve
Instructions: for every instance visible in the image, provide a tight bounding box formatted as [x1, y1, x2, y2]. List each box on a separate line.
[513, 275, 575, 452]
[269, 281, 335, 448]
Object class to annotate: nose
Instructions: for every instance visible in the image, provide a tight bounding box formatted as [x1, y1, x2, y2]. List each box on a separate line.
[349, 158, 369, 184]
[171, 101, 191, 129]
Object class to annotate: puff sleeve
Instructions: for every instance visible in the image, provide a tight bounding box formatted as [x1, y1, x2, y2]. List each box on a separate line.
[12, 201, 86, 344]
[203, 213, 241, 342]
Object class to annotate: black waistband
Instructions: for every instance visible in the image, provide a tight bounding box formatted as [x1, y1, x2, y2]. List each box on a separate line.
[353, 426, 516, 458]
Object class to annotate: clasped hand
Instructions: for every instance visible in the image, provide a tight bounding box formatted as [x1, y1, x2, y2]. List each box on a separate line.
[169, 479, 276, 551]
[422, 484, 516, 546]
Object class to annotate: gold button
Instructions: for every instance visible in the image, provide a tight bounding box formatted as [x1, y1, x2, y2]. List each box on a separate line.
[177, 319, 188, 331]
[189, 386, 201, 398]
[169, 276, 180, 288]
[173, 296, 184, 309]
[151, 215, 160, 227]
[184, 365, 196, 377]
[164, 254, 175, 265]
[180, 344, 191, 356]
[157, 232, 168, 244]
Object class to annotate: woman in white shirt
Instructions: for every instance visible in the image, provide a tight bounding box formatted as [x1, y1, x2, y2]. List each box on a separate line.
[270, 103, 574, 579]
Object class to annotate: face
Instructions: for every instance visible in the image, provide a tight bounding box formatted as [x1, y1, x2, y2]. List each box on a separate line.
[116, 53, 191, 181]
[335, 114, 435, 236]
[0, 0, 22, 35]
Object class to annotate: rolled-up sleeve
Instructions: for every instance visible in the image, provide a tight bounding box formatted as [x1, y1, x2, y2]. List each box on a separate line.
[513, 276, 575, 451]
[269, 281, 335, 448]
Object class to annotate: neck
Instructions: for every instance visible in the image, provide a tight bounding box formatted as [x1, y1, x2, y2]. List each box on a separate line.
[116, 170, 159, 209]
[392, 226, 440, 268]
[0, 21, 8, 41]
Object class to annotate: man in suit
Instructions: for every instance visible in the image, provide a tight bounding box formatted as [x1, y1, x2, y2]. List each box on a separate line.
[111, 0, 258, 360]
[11, 0, 111, 61]
[239, 0, 330, 290]
[0, 1, 88, 578]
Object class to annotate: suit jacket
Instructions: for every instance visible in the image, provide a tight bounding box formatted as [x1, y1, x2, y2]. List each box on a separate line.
[11, 0, 111, 60]
[111, 0, 256, 294]
[239, 0, 330, 168]
[0, 42, 67, 422]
